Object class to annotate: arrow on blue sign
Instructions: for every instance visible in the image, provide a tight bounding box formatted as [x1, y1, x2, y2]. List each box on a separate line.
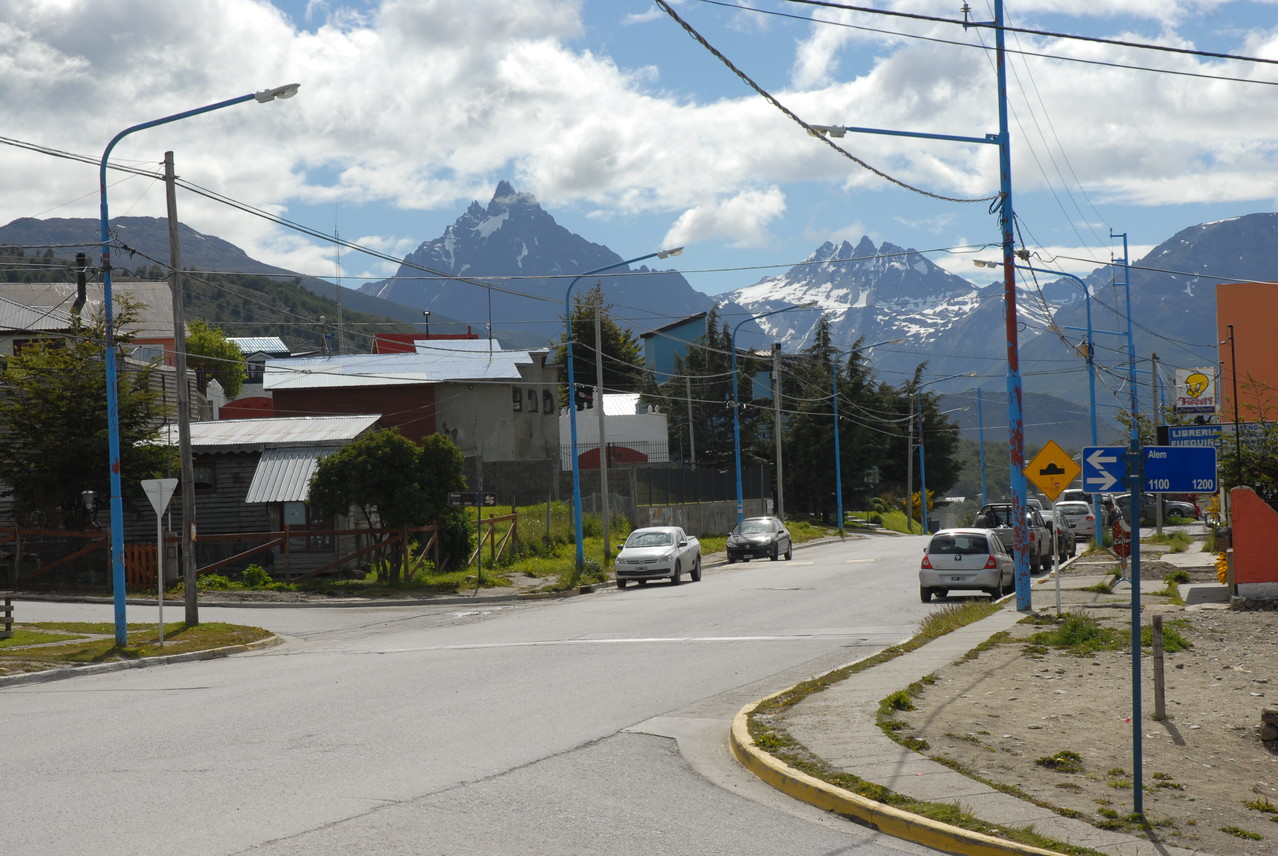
[1082, 446, 1126, 492]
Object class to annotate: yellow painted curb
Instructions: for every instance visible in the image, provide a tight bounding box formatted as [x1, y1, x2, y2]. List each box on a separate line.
[730, 698, 1067, 856]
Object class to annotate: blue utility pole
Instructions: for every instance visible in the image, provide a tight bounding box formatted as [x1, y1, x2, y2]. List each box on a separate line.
[98, 84, 299, 646]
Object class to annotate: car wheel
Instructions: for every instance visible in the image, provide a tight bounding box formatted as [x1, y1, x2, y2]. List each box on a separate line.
[920, 587, 933, 602]
[691, 556, 702, 582]
[727, 556, 736, 564]
[784, 541, 793, 560]
[617, 578, 628, 589]
[1040, 553, 1053, 572]
[671, 561, 682, 585]
[770, 544, 780, 561]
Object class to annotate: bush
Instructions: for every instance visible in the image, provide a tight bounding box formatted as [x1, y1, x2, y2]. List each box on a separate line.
[199, 573, 234, 590]
[242, 564, 273, 588]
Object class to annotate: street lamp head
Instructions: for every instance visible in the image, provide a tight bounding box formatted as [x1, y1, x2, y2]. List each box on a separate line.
[656, 246, 684, 259]
[254, 83, 301, 103]
[972, 259, 999, 269]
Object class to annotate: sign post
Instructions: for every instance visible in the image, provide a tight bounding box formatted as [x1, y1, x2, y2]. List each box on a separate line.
[141, 478, 179, 644]
[1024, 440, 1081, 616]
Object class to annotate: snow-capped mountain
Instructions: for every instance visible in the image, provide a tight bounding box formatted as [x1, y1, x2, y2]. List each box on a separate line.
[358, 181, 712, 345]
[719, 237, 1067, 389]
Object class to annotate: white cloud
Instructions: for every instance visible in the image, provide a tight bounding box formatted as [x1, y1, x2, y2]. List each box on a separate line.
[663, 187, 787, 249]
[2, 0, 1278, 287]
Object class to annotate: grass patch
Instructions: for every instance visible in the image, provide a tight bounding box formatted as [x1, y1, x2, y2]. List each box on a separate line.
[1145, 530, 1192, 553]
[1028, 611, 1126, 655]
[1036, 750, 1085, 773]
[0, 627, 87, 648]
[0, 621, 272, 676]
[1221, 826, 1263, 840]
[1246, 797, 1278, 814]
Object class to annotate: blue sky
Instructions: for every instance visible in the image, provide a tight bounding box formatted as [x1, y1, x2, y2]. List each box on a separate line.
[6, 0, 1278, 304]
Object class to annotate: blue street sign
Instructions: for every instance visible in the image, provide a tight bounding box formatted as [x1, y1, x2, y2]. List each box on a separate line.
[1082, 446, 1126, 493]
[1165, 425, 1221, 447]
[1143, 446, 1217, 493]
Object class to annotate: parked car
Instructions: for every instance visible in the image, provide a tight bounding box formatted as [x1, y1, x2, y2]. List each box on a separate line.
[726, 516, 792, 562]
[1113, 493, 1198, 523]
[1054, 500, 1096, 540]
[1050, 511, 1076, 561]
[971, 503, 1053, 571]
[614, 526, 701, 588]
[919, 528, 1014, 602]
[1058, 488, 1092, 505]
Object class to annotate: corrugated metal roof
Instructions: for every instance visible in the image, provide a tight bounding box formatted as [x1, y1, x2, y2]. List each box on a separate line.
[227, 337, 290, 356]
[157, 415, 382, 449]
[244, 446, 334, 503]
[0, 295, 73, 331]
[263, 340, 541, 391]
[0, 282, 175, 339]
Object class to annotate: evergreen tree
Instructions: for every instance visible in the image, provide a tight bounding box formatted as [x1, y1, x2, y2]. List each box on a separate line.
[556, 283, 645, 408]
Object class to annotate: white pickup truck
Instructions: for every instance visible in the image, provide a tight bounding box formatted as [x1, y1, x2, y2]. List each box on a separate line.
[614, 526, 702, 588]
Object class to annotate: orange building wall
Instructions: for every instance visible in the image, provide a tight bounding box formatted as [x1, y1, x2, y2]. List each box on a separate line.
[1216, 282, 1278, 423]
[1229, 487, 1277, 584]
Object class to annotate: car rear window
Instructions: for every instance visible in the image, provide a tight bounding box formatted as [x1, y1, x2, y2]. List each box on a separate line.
[929, 534, 990, 555]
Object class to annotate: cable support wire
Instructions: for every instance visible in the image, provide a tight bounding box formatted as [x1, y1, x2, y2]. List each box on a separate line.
[655, 1, 996, 205]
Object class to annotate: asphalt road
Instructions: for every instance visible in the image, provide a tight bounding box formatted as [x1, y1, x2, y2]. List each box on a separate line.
[4, 533, 943, 856]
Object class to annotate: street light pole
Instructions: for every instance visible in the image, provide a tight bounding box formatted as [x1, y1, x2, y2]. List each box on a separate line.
[98, 83, 299, 646]
[916, 372, 975, 533]
[731, 303, 818, 524]
[978, 259, 1106, 546]
[565, 248, 682, 575]
[832, 338, 902, 536]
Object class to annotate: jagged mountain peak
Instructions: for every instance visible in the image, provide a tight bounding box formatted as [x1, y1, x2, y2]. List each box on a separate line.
[358, 181, 711, 343]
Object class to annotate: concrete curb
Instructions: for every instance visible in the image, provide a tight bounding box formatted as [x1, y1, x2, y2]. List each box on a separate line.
[0, 633, 282, 688]
[729, 690, 1068, 856]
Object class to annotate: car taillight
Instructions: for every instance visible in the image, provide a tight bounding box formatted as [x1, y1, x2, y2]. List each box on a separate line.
[921, 555, 933, 569]
[984, 555, 998, 569]
[1086, 514, 1094, 521]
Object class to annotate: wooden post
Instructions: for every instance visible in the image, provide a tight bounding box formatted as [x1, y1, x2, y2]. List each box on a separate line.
[1152, 614, 1167, 720]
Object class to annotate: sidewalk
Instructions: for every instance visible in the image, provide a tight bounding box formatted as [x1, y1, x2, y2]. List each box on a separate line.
[732, 541, 1223, 856]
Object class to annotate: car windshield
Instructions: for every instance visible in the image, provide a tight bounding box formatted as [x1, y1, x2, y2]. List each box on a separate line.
[929, 534, 990, 555]
[736, 520, 775, 535]
[627, 531, 672, 548]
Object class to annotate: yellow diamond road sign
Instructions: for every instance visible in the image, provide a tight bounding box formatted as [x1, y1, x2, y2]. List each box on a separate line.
[1024, 440, 1081, 502]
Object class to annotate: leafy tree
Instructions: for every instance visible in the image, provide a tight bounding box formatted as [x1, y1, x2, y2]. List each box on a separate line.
[557, 283, 646, 408]
[308, 429, 470, 580]
[185, 319, 246, 398]
[0, 302, 174, 528]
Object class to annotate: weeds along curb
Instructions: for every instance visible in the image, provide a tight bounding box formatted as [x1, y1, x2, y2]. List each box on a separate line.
[730, 696, 1068, 856]
[0, 634, 282, 689]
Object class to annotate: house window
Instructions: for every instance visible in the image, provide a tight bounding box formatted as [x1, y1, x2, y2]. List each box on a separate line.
[192, 462, 216, 492]
[281, 502, 332, 552]
[527, 389, 538, 413]
[542, 389, 555, 414]
[511, 386, 522, 411]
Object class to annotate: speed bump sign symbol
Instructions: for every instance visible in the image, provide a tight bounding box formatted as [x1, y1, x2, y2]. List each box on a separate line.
[1024, 440, 1082, 501]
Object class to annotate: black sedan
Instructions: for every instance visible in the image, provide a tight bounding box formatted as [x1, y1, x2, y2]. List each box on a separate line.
[726, 516, 792, 562]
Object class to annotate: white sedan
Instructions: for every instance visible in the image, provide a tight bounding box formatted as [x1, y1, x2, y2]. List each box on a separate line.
[614, 526, 702, 588]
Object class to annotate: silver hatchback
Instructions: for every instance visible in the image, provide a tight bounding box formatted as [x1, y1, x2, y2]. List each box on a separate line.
[920, 528, 1014, 602]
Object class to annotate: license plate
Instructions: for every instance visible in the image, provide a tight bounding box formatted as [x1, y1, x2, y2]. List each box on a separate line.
[948, 575, 968, 582]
